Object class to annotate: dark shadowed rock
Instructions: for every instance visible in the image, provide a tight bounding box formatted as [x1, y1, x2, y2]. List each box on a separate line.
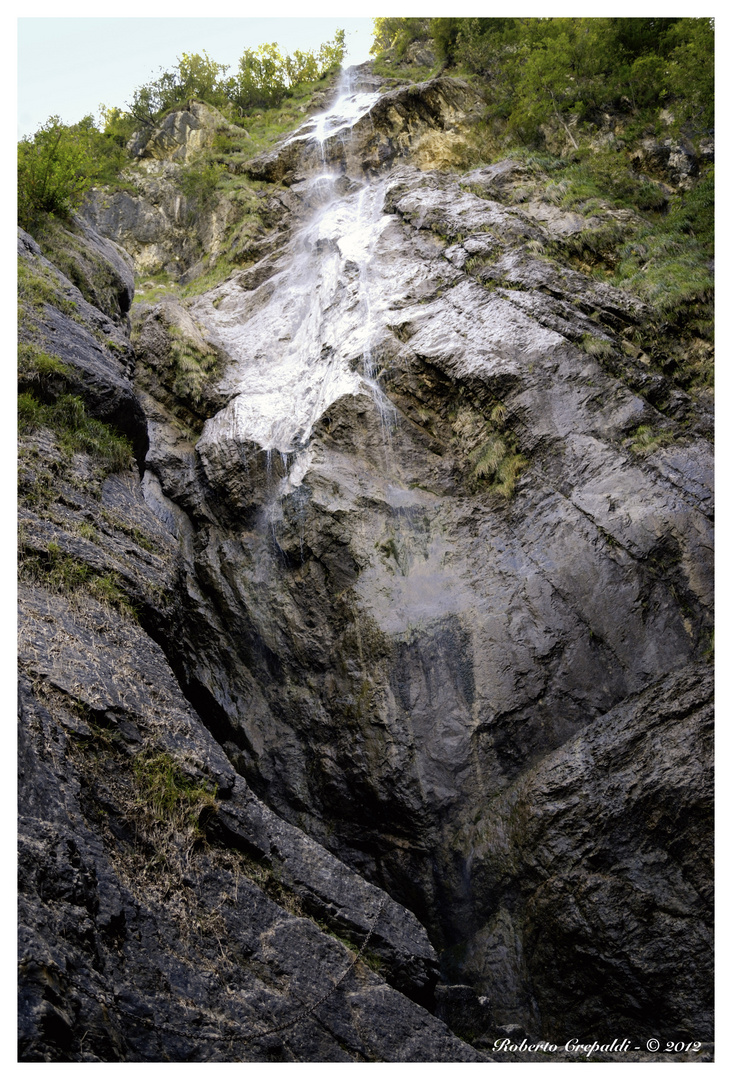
[454, 661, 713, 1041]
[17, 587, 482, 1062]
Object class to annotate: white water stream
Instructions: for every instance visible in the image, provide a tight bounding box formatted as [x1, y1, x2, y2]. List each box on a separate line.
[196, 70, 394, 478]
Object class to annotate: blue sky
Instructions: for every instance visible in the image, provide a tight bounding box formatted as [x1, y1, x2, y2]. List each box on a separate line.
[17, 17, 376, 138]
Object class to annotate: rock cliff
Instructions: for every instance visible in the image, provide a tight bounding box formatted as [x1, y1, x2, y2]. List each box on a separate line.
[18, 66, 713, 1062]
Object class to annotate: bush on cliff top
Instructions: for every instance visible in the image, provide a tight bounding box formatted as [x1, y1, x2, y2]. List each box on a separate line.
[372, 17, 714, 139]
[117, 30, 346, 133]
[18, 114, 127, 232]
[18, 30, 346, 233]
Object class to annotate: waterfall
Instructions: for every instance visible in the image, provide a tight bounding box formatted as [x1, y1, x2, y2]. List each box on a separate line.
[194, 68, 397, 526]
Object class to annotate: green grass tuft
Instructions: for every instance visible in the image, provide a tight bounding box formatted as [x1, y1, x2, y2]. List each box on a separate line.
[453, 401, 526, 498]
[18, 391, 133, 473]
[168, 327, 221, 405]
[18, 342, 70, 383]
[18, 257, 79, 320]
[629, 424, 676, 456]
[132, 751, 217, 835]
[581, 334, 615, 359]
[19, 542, 139, 619]
[471, 435, 507, 478]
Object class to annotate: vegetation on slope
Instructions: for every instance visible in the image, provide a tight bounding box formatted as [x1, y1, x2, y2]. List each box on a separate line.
[18, 114, 127, 233]
[372, 17, 713, 135]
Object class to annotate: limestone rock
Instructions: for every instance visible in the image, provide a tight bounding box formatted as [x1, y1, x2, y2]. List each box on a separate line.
[30, 213, 135, 325]
[631, 135, 704, 190]
[163, 143, 712, 1045]
[405, 41, 437, 68]
[84, 152, 238, 278]
[244, 76, 483, 184]
[18, 191, 482, 1063]
[17, 592, 480, 1062]
[84, 173, 197, 276]
[132, 297, 229, 426]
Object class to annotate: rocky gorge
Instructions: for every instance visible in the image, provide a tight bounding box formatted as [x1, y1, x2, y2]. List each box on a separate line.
[18, 58, 713, 1062]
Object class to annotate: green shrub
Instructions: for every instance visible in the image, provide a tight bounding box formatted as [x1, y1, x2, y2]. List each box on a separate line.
[18, 114, 126, 232]
[88, 572, 137, 615]
[27, 541, 92, 591]
[666, 167, 714, 254]
[18, 392, 46, 432]
[373, 18, 713, 150]
[119, 32, 345, 127]
[469, 437, 526, 498]
[561, 150, 668, 214]
[231, 31, 345, 113]
[471, 434, 507, 478]
[371, 17, 430, 58]
[18, 116, 93, 229]
[180, 159, 225, 214]
[613, 226, 713, 318]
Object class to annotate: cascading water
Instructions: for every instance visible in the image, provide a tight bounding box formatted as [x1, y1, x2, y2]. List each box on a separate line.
[194, 68, 400, 546]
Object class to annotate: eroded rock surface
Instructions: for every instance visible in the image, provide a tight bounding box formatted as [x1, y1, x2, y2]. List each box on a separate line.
[453, 661, 713, 1041]
[244, 74, 483, 183]
[128, 100, 229, 163]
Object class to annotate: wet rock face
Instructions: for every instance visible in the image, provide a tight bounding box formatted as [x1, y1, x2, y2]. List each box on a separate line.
[20, 67, 713, 1058]
[18, 217, 480, 1062]
[172, 156, 712, 836]
[19, 207, 490, 1061]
